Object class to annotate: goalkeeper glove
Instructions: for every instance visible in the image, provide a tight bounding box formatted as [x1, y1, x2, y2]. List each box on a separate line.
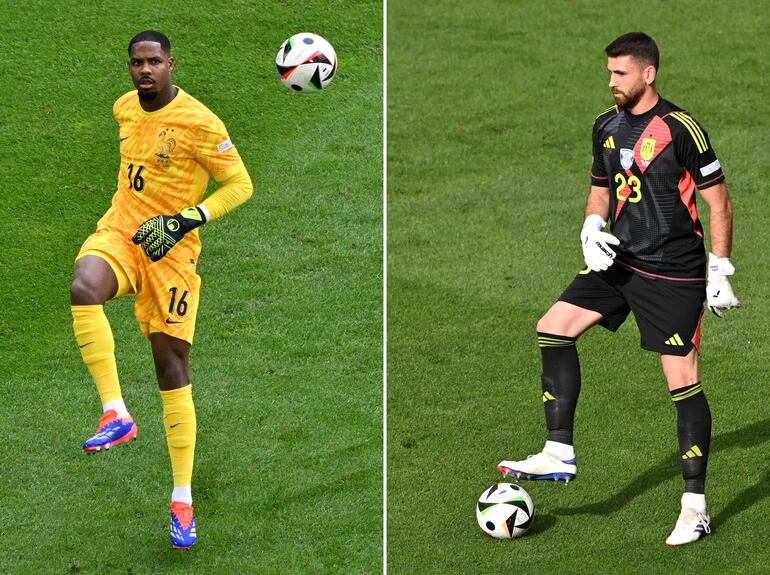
[132, 206, 207, 261]
[580, 214, 620, 272]
[706, 252, 740, 318]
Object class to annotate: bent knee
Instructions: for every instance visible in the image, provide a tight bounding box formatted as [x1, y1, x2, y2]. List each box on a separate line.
[536, 315, 555, 334]
[157, 363, 190, 389]
[70, 276, 104, 305]
[536, 312, 569, 336]
[536, 302, 602, 338]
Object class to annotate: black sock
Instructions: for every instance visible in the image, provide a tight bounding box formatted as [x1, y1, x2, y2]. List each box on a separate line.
[671, 382, 711, 494]
[538, 332, 580, 445]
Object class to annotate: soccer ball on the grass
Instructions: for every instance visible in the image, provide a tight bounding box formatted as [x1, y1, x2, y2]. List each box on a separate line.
[275, 33, 337, 92]
[476, 483, 535, 539]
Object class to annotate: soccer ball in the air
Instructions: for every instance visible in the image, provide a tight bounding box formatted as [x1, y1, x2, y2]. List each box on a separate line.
[275, 33, 337, 92]
[476, 483, 535, 539]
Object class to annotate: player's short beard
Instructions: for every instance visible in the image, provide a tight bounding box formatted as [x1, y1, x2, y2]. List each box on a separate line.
[138, 89, 159, 102]
[615, 83, 645, 111]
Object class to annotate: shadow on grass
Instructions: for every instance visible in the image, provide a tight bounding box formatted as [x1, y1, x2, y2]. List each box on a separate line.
[528, 513, 557, 536]
[552, 417, 770, 520]
[715, 464, 770, 527]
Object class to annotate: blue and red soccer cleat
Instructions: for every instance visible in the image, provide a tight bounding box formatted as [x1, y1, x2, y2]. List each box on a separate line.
[170, 501, 197, 549]
[82, 409, 137, 453]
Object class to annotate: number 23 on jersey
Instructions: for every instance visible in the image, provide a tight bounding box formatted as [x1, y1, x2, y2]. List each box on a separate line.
[614, 173, 642, 203]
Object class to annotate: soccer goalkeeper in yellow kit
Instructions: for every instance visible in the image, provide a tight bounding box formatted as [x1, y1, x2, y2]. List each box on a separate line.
[70, 30, 252, 549]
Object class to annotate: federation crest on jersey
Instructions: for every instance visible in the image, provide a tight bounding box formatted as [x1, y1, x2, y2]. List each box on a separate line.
[156, 128, 176, 168]
[640, 138, 656, 164]
[620, 148, 634, 170]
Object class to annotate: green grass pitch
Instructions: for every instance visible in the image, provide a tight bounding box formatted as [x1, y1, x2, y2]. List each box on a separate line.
[387, 1, 770, 574]
[0, 1, 382, 573]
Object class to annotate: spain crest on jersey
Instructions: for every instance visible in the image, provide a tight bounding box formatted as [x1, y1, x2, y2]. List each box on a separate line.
[640, 138, 656, 162]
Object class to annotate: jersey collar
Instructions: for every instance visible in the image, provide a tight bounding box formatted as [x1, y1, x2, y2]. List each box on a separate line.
[135, 86, 185, 116]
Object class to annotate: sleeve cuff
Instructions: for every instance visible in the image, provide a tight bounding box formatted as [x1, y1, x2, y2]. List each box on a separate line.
[196, 204, 211, 223]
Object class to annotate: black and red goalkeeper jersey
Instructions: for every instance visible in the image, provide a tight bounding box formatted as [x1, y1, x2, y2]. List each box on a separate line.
[590, 97, 724, 279]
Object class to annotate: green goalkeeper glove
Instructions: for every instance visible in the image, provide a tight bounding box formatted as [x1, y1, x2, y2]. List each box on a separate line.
[132, 206, 207, 261]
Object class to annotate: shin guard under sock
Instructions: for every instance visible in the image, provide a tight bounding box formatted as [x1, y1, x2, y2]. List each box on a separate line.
[538, 332, 580, 445]
[671, 382, 711, 494]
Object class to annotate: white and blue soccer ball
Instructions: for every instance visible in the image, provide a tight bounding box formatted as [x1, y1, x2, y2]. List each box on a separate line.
[275, 33, 337, 92]
[476, 483, 535, 539]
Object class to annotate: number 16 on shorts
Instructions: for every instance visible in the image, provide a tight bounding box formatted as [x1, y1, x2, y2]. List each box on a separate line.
[158, 277, 200, 344]
[168, 287, 189, 319]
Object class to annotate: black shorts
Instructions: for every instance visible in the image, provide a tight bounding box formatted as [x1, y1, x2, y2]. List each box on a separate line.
[558, 263, 706, 356]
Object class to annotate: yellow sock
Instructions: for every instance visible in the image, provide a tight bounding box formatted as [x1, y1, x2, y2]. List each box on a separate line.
[161, 385, 196, 489]
[72, 305, 122, 404]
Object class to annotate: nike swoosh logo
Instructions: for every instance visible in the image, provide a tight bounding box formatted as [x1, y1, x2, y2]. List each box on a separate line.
[170, 423, 181, 428]
[79, 341, 94, 348]
[120, 137, 129, 141]
[165, 319, 183, 324]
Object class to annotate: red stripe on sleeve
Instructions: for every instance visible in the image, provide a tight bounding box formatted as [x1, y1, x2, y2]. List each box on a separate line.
[678, 169, 702, 238]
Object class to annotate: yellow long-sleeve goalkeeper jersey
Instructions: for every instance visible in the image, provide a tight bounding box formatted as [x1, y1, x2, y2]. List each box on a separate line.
[97, 87, 252, 252]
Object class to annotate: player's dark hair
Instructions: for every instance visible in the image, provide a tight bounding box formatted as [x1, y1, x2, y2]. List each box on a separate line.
[128, 30, 171, 55]
[605, 32, 659, 70]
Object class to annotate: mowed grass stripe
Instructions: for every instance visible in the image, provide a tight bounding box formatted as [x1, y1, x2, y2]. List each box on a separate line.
[388, 1, 770, 574]
[1, 1, 382, 574]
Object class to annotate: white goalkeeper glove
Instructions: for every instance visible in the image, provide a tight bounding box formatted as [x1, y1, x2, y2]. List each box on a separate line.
[707, 252, 740, 318]
[580, 214, 620, 272]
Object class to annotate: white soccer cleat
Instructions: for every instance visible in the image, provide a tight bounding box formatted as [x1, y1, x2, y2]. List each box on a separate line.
[497, 451, 576, 483]
[665, 508, 711, 547]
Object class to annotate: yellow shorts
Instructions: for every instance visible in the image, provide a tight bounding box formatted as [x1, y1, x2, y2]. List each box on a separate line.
[76, 226, 202, 344]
